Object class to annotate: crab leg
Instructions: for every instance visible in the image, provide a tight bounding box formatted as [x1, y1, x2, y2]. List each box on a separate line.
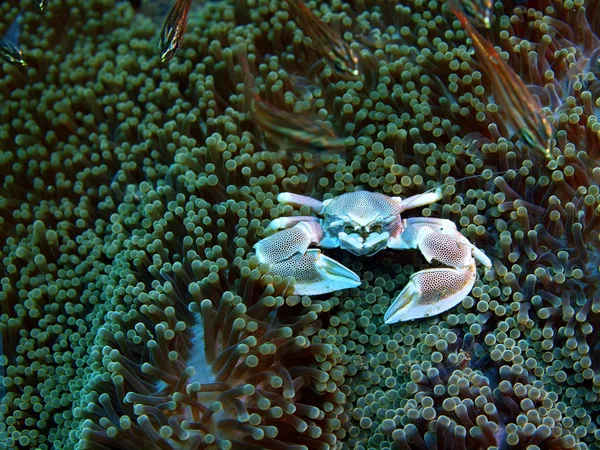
[277, 193, 325, 214]
[265, 216, 319, 233]
[254, 221, 361, 295]
[390, 188, 442, 213]
[385, 217, 491, 324]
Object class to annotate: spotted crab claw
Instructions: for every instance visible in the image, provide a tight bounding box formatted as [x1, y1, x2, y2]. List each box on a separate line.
[384, 264, 479, 323]
[384, 217, 491, 324]
[269, 250, 361, 295]
[254, 222, 361, 295]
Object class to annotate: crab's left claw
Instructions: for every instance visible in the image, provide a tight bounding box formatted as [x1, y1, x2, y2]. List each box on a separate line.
[270, 249, 361, 295]
[384, 264, 477, 324]
[255, 222, 360, 295]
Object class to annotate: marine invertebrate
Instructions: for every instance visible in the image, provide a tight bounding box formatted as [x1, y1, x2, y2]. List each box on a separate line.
[73, 175, 348, 448]
[255, 189, 492, 324]
[382, 362, 578, 450]
[0, 0, 599, 449]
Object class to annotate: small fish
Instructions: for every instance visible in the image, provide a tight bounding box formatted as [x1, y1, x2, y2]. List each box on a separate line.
[250, 95, 347, 153]
[1, 15, 26, 66]
[157, 0, 191, 62]
[286, 73, 322, 101]
[0, 37, 25, 66]
[460, 0, 494, 29]
[238, 51, 346, 153]
[30, 0, 48, 10]
[448, 0, 553, 158]
[285, 0, 360, 79]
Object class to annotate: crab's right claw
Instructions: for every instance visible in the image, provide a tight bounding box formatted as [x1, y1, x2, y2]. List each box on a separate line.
[270, 249, 361, 295]
[383, 264, 476, 324]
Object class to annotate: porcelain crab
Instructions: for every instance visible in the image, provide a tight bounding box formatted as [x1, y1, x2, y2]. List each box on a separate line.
[254, 190, 492, 323]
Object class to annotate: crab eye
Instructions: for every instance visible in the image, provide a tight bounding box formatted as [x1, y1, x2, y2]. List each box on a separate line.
[371, 224, 382, 233]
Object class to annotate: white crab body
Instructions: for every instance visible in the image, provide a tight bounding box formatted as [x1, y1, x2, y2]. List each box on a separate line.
[254, 190, 491, 324]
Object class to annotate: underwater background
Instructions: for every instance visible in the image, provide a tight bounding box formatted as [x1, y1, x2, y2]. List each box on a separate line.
[0, 0, 599, 449]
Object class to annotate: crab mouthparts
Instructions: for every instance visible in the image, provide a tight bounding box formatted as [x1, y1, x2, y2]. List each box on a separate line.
[339, 231, 390, 256]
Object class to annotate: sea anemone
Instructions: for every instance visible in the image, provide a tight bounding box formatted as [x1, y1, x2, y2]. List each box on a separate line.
[0, 0, 599, 449]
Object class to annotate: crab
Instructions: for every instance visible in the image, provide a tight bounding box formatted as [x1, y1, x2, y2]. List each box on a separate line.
[254, 189, 492, 324]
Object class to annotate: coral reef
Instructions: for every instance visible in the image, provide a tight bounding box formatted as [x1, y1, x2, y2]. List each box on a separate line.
[0, 0, 599, 449]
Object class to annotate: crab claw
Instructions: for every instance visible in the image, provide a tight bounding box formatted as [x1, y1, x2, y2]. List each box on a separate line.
[254, 222, 321, 265]
[254, 222, 360, 295]
[270, 249, 361, 295]
[384, 264, 477, 324]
